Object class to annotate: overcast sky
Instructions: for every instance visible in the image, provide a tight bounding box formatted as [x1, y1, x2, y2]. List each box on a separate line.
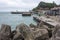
[0, 0, 60, 12]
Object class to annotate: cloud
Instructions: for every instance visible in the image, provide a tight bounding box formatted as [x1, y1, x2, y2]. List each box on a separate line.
[0, 0, 60, 12]
[0, 0, 38, 12]
[41, 0, 60, 4]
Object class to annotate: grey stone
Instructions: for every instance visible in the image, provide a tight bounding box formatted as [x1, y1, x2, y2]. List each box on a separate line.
[0, 24, 11, 34]
[13, 32, 24, 40]
[15, 23, 34, 40]
[29, 23, 37, 28]
[33, 29, 49, 40]
[0, 24, 11, 40]
[51, 25, 60, 40]
[37, 21, 44, 28]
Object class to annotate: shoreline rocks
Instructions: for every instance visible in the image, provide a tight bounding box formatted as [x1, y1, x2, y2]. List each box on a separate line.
[16, 23, 34, 40]
[0, 24, 11, 40]
[0, 23, 56, 40]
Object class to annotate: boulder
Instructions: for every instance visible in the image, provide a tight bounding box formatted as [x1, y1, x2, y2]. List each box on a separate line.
[52, 25, 60, 40]
[15, 23, 34, 40]
[33, 29, 49, 40]
[0, 24, 11, 34]
[10, 30, 17, 39]
[37, 21, 44, 28]
[42, 25, 52, 38]
[0, 24, 11, 40]
[37, 21, 52, 38]
[29, 23, 37, 28]
[13, 32, 24, 40]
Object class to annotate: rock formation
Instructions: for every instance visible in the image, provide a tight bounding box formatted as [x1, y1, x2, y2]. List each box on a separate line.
[33, 28, 49, 40]
[0, 23, 52, 40]
[51, 25, 60, 40]
[29, 23, 37, 28]
[15, 23, 34, 40]
[29, 23, 49, 40]
[0, 24, 11, 40]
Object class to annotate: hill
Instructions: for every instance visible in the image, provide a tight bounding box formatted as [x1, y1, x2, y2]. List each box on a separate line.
[32, 1, 57, 11]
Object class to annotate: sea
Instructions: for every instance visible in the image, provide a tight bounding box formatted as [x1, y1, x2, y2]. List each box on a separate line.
[0, 12, 37, 30]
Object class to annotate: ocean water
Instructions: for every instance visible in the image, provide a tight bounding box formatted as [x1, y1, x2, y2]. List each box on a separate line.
[0, 12, 37, 30]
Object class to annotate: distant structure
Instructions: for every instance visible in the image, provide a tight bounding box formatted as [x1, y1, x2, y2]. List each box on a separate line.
[45, 7, 60, 16]
[11, 10, 33, 14]
[22, 12, 31, 16]
[32, 7, 50, 15]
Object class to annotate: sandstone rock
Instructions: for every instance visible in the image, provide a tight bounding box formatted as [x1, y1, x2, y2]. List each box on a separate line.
[0, 24, 11, 40]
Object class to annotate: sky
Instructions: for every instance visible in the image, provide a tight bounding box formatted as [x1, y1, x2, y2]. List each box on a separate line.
[0, 0, 60, 12]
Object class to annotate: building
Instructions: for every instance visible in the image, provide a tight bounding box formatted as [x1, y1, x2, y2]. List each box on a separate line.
[45, 7, 60, 16]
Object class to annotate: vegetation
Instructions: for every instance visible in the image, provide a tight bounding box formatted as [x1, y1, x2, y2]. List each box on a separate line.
[32, 1, 57, 11]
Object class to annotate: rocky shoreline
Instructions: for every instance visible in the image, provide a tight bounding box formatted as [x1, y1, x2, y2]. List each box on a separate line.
[0, 22, 60, 40]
